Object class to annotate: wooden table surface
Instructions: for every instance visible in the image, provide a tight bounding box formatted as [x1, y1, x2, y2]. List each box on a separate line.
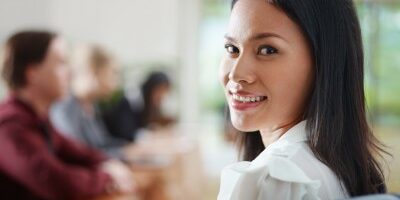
[91, 128, 204, 200]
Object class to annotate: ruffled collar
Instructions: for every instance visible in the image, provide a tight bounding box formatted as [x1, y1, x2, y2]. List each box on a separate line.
[218, 120, 321, 200]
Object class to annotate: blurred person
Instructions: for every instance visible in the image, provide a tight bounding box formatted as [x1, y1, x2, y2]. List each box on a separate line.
[140, 71, 175, 128]
[218, 0, 388, 200]
[0, 31, 135, 200]
[98, 89, 141, 141]
[51, 44, 128, 158]
[101, 71, 175, 141]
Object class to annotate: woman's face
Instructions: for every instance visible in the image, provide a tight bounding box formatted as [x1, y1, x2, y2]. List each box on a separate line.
[28, 37, 68, 103]
[151, 83, 170, 108]
[220, 0, 314, 132]
[95, 62, 119, 98]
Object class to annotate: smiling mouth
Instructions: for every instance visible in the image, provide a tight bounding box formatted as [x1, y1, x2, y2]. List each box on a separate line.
[231, 93, 267, 103]
[228, 90, 268, 110]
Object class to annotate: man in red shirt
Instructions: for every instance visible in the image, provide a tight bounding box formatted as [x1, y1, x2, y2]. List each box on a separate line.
[0, 31, 134, 200]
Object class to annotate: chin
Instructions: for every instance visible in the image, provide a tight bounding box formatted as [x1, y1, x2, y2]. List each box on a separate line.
[231, 119, 258, 132]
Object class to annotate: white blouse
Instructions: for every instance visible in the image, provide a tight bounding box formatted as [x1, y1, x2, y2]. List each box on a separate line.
[218, 121, 349, 200]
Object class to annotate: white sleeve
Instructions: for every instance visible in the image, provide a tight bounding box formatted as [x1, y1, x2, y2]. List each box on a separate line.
[259, 176, 320, 200]
[218, 155, 321, 200]
[257, 156, 321, 200]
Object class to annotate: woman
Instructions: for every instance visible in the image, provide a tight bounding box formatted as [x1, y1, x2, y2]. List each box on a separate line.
[218, 0, 387, 199]
[139, 71, 174, 128]
[101, 71, 174, 141]
[51, 44, 128, 158]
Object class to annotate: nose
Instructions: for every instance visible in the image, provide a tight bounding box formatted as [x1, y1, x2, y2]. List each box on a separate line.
[228, 54, 256, 84]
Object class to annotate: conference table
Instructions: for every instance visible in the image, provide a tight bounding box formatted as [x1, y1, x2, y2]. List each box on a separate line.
[92, 127, 204, 200]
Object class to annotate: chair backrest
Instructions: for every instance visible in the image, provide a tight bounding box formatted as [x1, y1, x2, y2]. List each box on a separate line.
[347, 194, 400, 200]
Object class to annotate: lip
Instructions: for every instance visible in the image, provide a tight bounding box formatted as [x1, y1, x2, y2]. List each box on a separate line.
[228, 90, 267, 111]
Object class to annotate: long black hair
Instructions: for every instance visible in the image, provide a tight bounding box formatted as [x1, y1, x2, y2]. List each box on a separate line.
[140, 71, 170, 124]
[232, 0, 387, 196]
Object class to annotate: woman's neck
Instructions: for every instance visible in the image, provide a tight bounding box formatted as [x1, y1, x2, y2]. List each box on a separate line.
[259, 120, 300, 147]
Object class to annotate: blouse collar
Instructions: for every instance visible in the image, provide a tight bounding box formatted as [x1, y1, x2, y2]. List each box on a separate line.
[252, 120, 308, 164]
[267, 120, 308, 148]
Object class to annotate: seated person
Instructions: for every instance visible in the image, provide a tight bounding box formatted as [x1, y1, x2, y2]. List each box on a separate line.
[101, 71, 175, 141]
[51, 44, 128, 158]
[139, 71, 175, 128]
[98, 89, 143, 141]
[0, 31, 134, 200]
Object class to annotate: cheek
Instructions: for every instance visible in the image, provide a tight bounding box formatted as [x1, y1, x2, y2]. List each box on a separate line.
[101, 71, 115, 87]
[52, 68, 66, 88]
[263, 58, 313, 117]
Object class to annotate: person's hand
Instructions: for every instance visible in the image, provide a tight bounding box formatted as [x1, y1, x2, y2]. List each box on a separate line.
[101, 159, 136, 194]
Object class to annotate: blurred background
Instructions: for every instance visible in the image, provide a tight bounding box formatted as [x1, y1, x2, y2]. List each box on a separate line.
[0, 0, 399, 199]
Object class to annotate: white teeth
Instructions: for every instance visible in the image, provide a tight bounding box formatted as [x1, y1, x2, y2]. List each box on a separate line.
[232, 94, 265, 103]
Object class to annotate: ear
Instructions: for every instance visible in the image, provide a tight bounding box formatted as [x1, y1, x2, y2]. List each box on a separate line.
[25, 64, 39, 86]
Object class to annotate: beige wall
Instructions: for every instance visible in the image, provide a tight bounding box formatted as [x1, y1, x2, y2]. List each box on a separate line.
[0, 0, 202, 123]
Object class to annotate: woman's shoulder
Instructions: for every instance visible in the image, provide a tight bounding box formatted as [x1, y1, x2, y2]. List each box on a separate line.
[260, 142, 319, 179]
[218, 121, 349, 200]
[218, 144, 321, 200]
[288, 143, 349, 199]
[218, 142, 347, 200]
[260, 141, 347, 199]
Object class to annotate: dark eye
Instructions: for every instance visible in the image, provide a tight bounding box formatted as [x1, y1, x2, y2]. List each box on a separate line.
[224, 44, 239, 55]
[258, 45, 278, 55]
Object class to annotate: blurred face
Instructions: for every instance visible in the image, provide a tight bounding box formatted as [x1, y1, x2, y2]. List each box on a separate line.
[27, 37, 68, 103]
[95, 61, 119, 98]
[220, 0, 314, 132]
[151, 84, 170, 108]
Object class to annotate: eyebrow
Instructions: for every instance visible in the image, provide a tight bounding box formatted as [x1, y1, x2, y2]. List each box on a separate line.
[224, 32, 286, 42]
